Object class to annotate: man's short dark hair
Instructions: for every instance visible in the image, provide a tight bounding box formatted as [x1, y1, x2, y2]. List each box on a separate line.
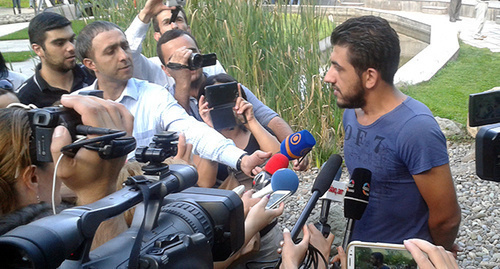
[28, 12, 71, 48]
[330, 15, 400, 85]
[76, 21, 123, 62]
[371, 252, 384, 263]
[156, 29, 199, 66]
[152, 6, 189, 33]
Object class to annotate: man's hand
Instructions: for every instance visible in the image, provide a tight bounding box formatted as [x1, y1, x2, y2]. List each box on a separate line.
[240, 150, 272, 177]
[138, 0, 173, 23]
[172, 133, 193, 165]
[50, 95, 134, 205]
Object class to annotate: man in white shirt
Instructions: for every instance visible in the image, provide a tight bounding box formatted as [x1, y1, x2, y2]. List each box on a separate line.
[75, 20, 270, 176]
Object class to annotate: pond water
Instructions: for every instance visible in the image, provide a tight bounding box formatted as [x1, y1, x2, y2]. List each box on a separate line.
[399, 33, 428, 67]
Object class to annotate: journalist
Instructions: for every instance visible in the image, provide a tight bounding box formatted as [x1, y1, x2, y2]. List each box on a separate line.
[75, 20, 269, 177]
[0, 95, 132, 249]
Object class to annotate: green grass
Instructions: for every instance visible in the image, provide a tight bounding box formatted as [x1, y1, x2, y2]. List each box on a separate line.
[401, 43, 500, 126]
[0, 0, 29, 8]
[0, 19, 88, 40]
[1, 51, 35, 62]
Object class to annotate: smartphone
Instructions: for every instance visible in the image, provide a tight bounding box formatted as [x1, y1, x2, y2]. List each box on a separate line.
[265, 190, 292, 210]
[347, 241, 419, 269]
[204, 81, 239, 108]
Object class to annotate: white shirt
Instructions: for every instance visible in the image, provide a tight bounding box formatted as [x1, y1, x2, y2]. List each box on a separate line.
[125, 16, 226, 89]
[77, 78, 244, 167]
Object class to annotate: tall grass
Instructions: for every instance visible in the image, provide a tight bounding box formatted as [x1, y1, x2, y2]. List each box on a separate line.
[80, 0, 342, 166]
[187, 0, 341, 166]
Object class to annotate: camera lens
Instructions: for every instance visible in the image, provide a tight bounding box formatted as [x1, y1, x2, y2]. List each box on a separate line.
[188, 53, 203, 69]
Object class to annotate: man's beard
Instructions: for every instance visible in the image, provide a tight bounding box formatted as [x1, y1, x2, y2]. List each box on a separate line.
[335, 79, 366, 109]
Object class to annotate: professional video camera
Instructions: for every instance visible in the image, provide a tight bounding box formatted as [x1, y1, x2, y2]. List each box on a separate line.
[469, 89, 500, 182]
[0, 129, 245, 268]
[28, 105, 136, 163]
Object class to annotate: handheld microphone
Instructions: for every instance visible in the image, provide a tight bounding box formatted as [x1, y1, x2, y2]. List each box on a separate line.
[280, 130, 316, 160]
[342, 168, 371, 250]
[252, 168, 299, 198]
[252, 153, 289, 191]
[290, 154, 343, 241]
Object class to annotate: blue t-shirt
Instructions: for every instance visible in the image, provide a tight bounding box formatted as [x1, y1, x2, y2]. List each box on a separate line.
[343, 97, 449, 244]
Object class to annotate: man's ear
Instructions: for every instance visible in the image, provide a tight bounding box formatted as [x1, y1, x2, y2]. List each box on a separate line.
[161, 64, 172, 77]
[83, 58, 97, 73]
[154, 32, 161, 42]
[32, 43, 44, 58]
[363, 68, 379, 89]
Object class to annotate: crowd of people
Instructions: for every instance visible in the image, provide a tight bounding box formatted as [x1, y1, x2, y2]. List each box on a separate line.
[0, 1, 463, 268]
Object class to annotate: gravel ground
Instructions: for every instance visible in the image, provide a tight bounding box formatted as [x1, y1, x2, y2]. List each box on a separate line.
[278, 138, 500, 269]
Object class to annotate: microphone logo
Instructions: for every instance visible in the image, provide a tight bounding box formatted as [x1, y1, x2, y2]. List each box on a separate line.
[347, 179, 355, 193]
[362, 182, 370, 196]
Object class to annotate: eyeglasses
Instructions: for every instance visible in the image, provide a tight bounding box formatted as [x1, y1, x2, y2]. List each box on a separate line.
[0, 79, 13, 92]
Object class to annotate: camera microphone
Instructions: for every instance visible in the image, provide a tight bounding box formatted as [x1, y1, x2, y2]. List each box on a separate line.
[252, 168, 299, 198]
[342, 167, 371, 250]
[290, 154, 343, 241]
[252, 153, 290, 191]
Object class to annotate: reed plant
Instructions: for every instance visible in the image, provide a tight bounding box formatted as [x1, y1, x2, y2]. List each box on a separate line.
[187, 0, 341, 166]
[80, 0, 342, 166]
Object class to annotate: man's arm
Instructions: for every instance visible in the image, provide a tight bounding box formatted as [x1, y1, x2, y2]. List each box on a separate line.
[413, 163, 461, 251]
[124, 0, 170, 85]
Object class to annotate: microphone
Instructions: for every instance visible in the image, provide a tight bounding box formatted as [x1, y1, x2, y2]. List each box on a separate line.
[315, 162, 344, 237]
[253, 153, 290, 191]
[290, 154, 343, 241]
[252, 168, 299, 198]
[280, 130, 316, 160]
[342, 168, 371, 250]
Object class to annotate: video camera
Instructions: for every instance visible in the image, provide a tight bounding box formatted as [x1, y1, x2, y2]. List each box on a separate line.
[468, 89, 500, 182]
[0, 130, 245, 268]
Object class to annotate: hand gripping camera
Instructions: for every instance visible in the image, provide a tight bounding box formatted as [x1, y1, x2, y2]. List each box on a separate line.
[0, 131, 245, 268]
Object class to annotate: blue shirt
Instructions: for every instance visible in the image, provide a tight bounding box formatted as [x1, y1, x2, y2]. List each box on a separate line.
[344, 97, 449, 244]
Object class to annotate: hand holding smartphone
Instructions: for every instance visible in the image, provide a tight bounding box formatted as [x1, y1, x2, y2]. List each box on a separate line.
[347, 241, 419, 269]
[265, 190, 292, 209]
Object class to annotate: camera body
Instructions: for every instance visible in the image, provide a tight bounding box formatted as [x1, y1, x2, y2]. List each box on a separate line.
[28, 106, 82, 163]
[469, 89, 500, 182]
[188, 53, 217, 70]
[0, 131, 245, 268]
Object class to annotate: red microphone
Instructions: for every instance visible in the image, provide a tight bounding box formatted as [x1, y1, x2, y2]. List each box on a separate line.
[252, 153, 289, 191]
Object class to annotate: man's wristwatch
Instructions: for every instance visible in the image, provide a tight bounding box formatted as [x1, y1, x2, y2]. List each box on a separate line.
[236, 153, 248, 172]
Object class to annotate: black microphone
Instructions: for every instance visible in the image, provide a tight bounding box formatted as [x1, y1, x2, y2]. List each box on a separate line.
[290, 154, 343, 241]
[315, 164, 343, 237]
[342, 168, 371, 250]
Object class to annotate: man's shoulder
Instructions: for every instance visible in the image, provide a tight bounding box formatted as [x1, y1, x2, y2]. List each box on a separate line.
[15, 75, 38, 97]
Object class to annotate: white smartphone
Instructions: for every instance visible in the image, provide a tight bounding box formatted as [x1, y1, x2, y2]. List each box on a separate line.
[265, 190, 292, 209]
[347, 241, 419, 269]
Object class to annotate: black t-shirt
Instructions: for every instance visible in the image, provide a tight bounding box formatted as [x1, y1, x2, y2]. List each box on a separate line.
[16, 63, 95, 108]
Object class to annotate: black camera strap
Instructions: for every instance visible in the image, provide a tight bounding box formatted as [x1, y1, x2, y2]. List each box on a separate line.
[166, 62, 196, 71]
[127, 177, 151, 269]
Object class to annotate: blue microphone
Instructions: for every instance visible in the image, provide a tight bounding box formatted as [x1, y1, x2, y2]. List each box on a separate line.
[280, 130, 316, 160]
[252, 168, 299, 198]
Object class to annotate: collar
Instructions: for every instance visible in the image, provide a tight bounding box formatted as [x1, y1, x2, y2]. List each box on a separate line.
[34, 63, 90, 93]
[93, 78, 139, 102]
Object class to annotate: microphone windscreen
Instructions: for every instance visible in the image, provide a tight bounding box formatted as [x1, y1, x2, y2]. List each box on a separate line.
[344, 168, 371, 220]
[271, 168, 299, 194]
[264, 153, 290, 175]
[312, 154, 343, 195]
[280, 130, 316, 160]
